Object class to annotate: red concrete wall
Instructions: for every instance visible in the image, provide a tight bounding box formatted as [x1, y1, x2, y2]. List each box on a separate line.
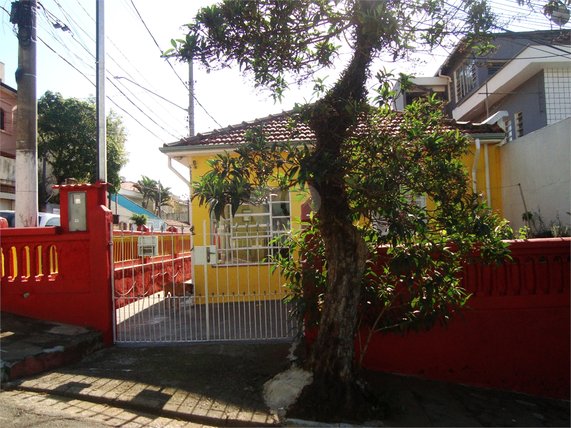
[308, 238, 570, 399]
[1, 183, 115, 345]
[114, 255, 192, 308]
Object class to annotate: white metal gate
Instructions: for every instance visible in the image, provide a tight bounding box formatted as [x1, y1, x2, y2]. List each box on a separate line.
[112, 223, 297, 344]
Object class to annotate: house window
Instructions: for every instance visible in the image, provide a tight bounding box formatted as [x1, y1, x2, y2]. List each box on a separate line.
[212, 190, 291, 265]
[515, 111, 524, 138]
[0, 109, 5, 131]
[454, 60, 477, 103]
[504, 118, 513, 142]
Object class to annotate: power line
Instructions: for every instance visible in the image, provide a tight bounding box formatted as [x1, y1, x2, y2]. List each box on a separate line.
[114, 76, 188, 111]
[41, 2, 182, 125]
[127, 0, 229, 133]
[33, 1, 187, 137]
[36, 34, 166, 141]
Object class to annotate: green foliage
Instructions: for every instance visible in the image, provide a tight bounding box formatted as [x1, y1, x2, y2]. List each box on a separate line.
[134, 176, 158, 210]
[134, 176, 174, 216]
[37, 91, 128, 195]
[270, 98, 511, 361]
[130, 213, 148, 227]
[166, 0, 497, 101]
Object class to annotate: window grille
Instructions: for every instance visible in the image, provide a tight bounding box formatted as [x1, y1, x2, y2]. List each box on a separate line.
[504, 118, 513, 142]
[515, 111, 524, 138]
[211, 190, 291, 265]
[455, 60, 477, 103]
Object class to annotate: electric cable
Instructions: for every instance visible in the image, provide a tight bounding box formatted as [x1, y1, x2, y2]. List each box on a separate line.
[37, 1, 187, 135]
[36, 34, 167, 141]
[126, 0, 229, 133]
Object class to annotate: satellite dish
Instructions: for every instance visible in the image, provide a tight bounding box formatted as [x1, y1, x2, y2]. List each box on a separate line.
[548, 1, 570, 26]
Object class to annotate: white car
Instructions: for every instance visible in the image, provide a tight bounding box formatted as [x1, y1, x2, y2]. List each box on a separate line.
[0, 210, 60, 227]
[39, 212, 61, 227]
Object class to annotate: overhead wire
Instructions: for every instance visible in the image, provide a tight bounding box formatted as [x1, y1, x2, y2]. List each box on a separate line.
[126, 0, 229, 133]
[43, 0, 185, 135]
[34, 1, 187, 138]
[35, 34, 167, 141]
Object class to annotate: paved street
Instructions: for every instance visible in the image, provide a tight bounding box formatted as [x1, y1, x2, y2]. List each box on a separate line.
[0, 389, 207, 428]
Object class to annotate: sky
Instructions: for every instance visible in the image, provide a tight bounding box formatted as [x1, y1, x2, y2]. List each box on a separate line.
[0, 0, 567, 198]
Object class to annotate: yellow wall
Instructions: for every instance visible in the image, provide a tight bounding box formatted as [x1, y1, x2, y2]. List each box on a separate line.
[426, 141, 503, 217]
[188, 153, 303, 301]
[187, 140, 503, 299]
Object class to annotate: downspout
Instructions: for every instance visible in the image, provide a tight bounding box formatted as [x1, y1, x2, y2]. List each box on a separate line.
[472, 138, 481, 194]
[168, 156, 195, 291]
[437, 71, 453, 105]
[167, 156, 192, 225]
[484, 143, 491, 207]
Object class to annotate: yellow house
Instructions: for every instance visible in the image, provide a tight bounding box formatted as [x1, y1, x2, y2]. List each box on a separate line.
[159, 110, 505, 304]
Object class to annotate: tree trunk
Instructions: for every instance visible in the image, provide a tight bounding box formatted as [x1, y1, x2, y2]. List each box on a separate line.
[295, 204, 370, 421]
[288, 5, 380, 420]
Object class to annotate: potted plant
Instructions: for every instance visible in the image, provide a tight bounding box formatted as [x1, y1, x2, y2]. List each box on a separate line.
[130, 213, 149, 231]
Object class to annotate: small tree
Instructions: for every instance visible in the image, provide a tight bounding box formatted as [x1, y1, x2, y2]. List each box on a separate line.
[154, 182, 174, 217]
[167, 0, 547, 422]
[38, 91, 128, 197]
[134, 176, 158, 210]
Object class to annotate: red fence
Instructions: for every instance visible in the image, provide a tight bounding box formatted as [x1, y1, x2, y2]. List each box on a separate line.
[113, 229, 192, 308]
[1, 183, 115, 345]
[356, 238, 570, 399]
[1, 184, 195, 343]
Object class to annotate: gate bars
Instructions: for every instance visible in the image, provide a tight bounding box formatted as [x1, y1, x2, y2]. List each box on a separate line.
[112, 223, 297, 343]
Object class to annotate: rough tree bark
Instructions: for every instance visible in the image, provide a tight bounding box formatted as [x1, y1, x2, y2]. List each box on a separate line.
[288, 3, 380, 421]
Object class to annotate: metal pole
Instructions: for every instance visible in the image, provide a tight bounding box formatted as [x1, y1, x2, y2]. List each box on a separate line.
[157, 180, 161, 218]
[96, 0, 106, 182]
[189, 59, 194, 137]
[14, 0, 38, 227]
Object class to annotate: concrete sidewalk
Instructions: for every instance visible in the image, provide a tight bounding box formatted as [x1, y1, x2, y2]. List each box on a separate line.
[1, 312, 105, 383]
[1, 312, 570, 427]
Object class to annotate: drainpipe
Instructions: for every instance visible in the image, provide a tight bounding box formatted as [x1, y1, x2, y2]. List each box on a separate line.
[472, 138, 481, 194]
[437, 71, 453, 107]
[484, 143, 491, 206]
[167, 157, 192, 224]
[168, 156, 194, 290]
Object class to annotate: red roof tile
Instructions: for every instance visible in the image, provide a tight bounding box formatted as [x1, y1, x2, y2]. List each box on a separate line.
[165, 110, 504, 149]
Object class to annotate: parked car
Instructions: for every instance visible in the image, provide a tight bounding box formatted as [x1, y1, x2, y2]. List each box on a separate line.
[0, 210, 60, 227]
[0, 210, 15, 227]
[39, 212, 61, 227]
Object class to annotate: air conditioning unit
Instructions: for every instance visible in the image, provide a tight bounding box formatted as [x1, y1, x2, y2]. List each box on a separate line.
[138, 235, 158, 257]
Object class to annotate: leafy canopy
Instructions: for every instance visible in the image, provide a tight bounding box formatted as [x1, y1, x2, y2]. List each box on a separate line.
[134, 175, 174, 216]
[166, 0, 496, 101]
[38, 91, 128, 195]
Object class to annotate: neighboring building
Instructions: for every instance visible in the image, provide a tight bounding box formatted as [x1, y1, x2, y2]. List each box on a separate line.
[393, 30, 571, 230]
[109, 181, 165, 230]
[0, 62, 17, 210]
[160, 110, 503, 294]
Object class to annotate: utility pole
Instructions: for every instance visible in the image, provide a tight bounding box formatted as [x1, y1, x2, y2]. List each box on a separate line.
[96, 0, 106, 183]
[11, 0, 38, 227]
[188, 59, 194, 137]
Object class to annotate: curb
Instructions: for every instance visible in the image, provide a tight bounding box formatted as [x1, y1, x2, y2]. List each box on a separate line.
[15, 383, 279, 427]
[1, 332, 105, 383]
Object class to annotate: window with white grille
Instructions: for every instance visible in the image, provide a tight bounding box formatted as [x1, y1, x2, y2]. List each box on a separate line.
[211, 190, 291, 265]
[515, 112, 524, 138]
[455, 60, 477, 102]
[504, 118, 513, 142]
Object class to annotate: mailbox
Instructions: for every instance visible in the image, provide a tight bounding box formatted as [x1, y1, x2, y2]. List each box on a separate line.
[68, 191, 87, 231]
[193, 246, 218, 265]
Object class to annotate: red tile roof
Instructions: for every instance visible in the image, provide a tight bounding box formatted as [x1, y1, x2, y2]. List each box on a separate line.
[165, 109, 504, 149]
